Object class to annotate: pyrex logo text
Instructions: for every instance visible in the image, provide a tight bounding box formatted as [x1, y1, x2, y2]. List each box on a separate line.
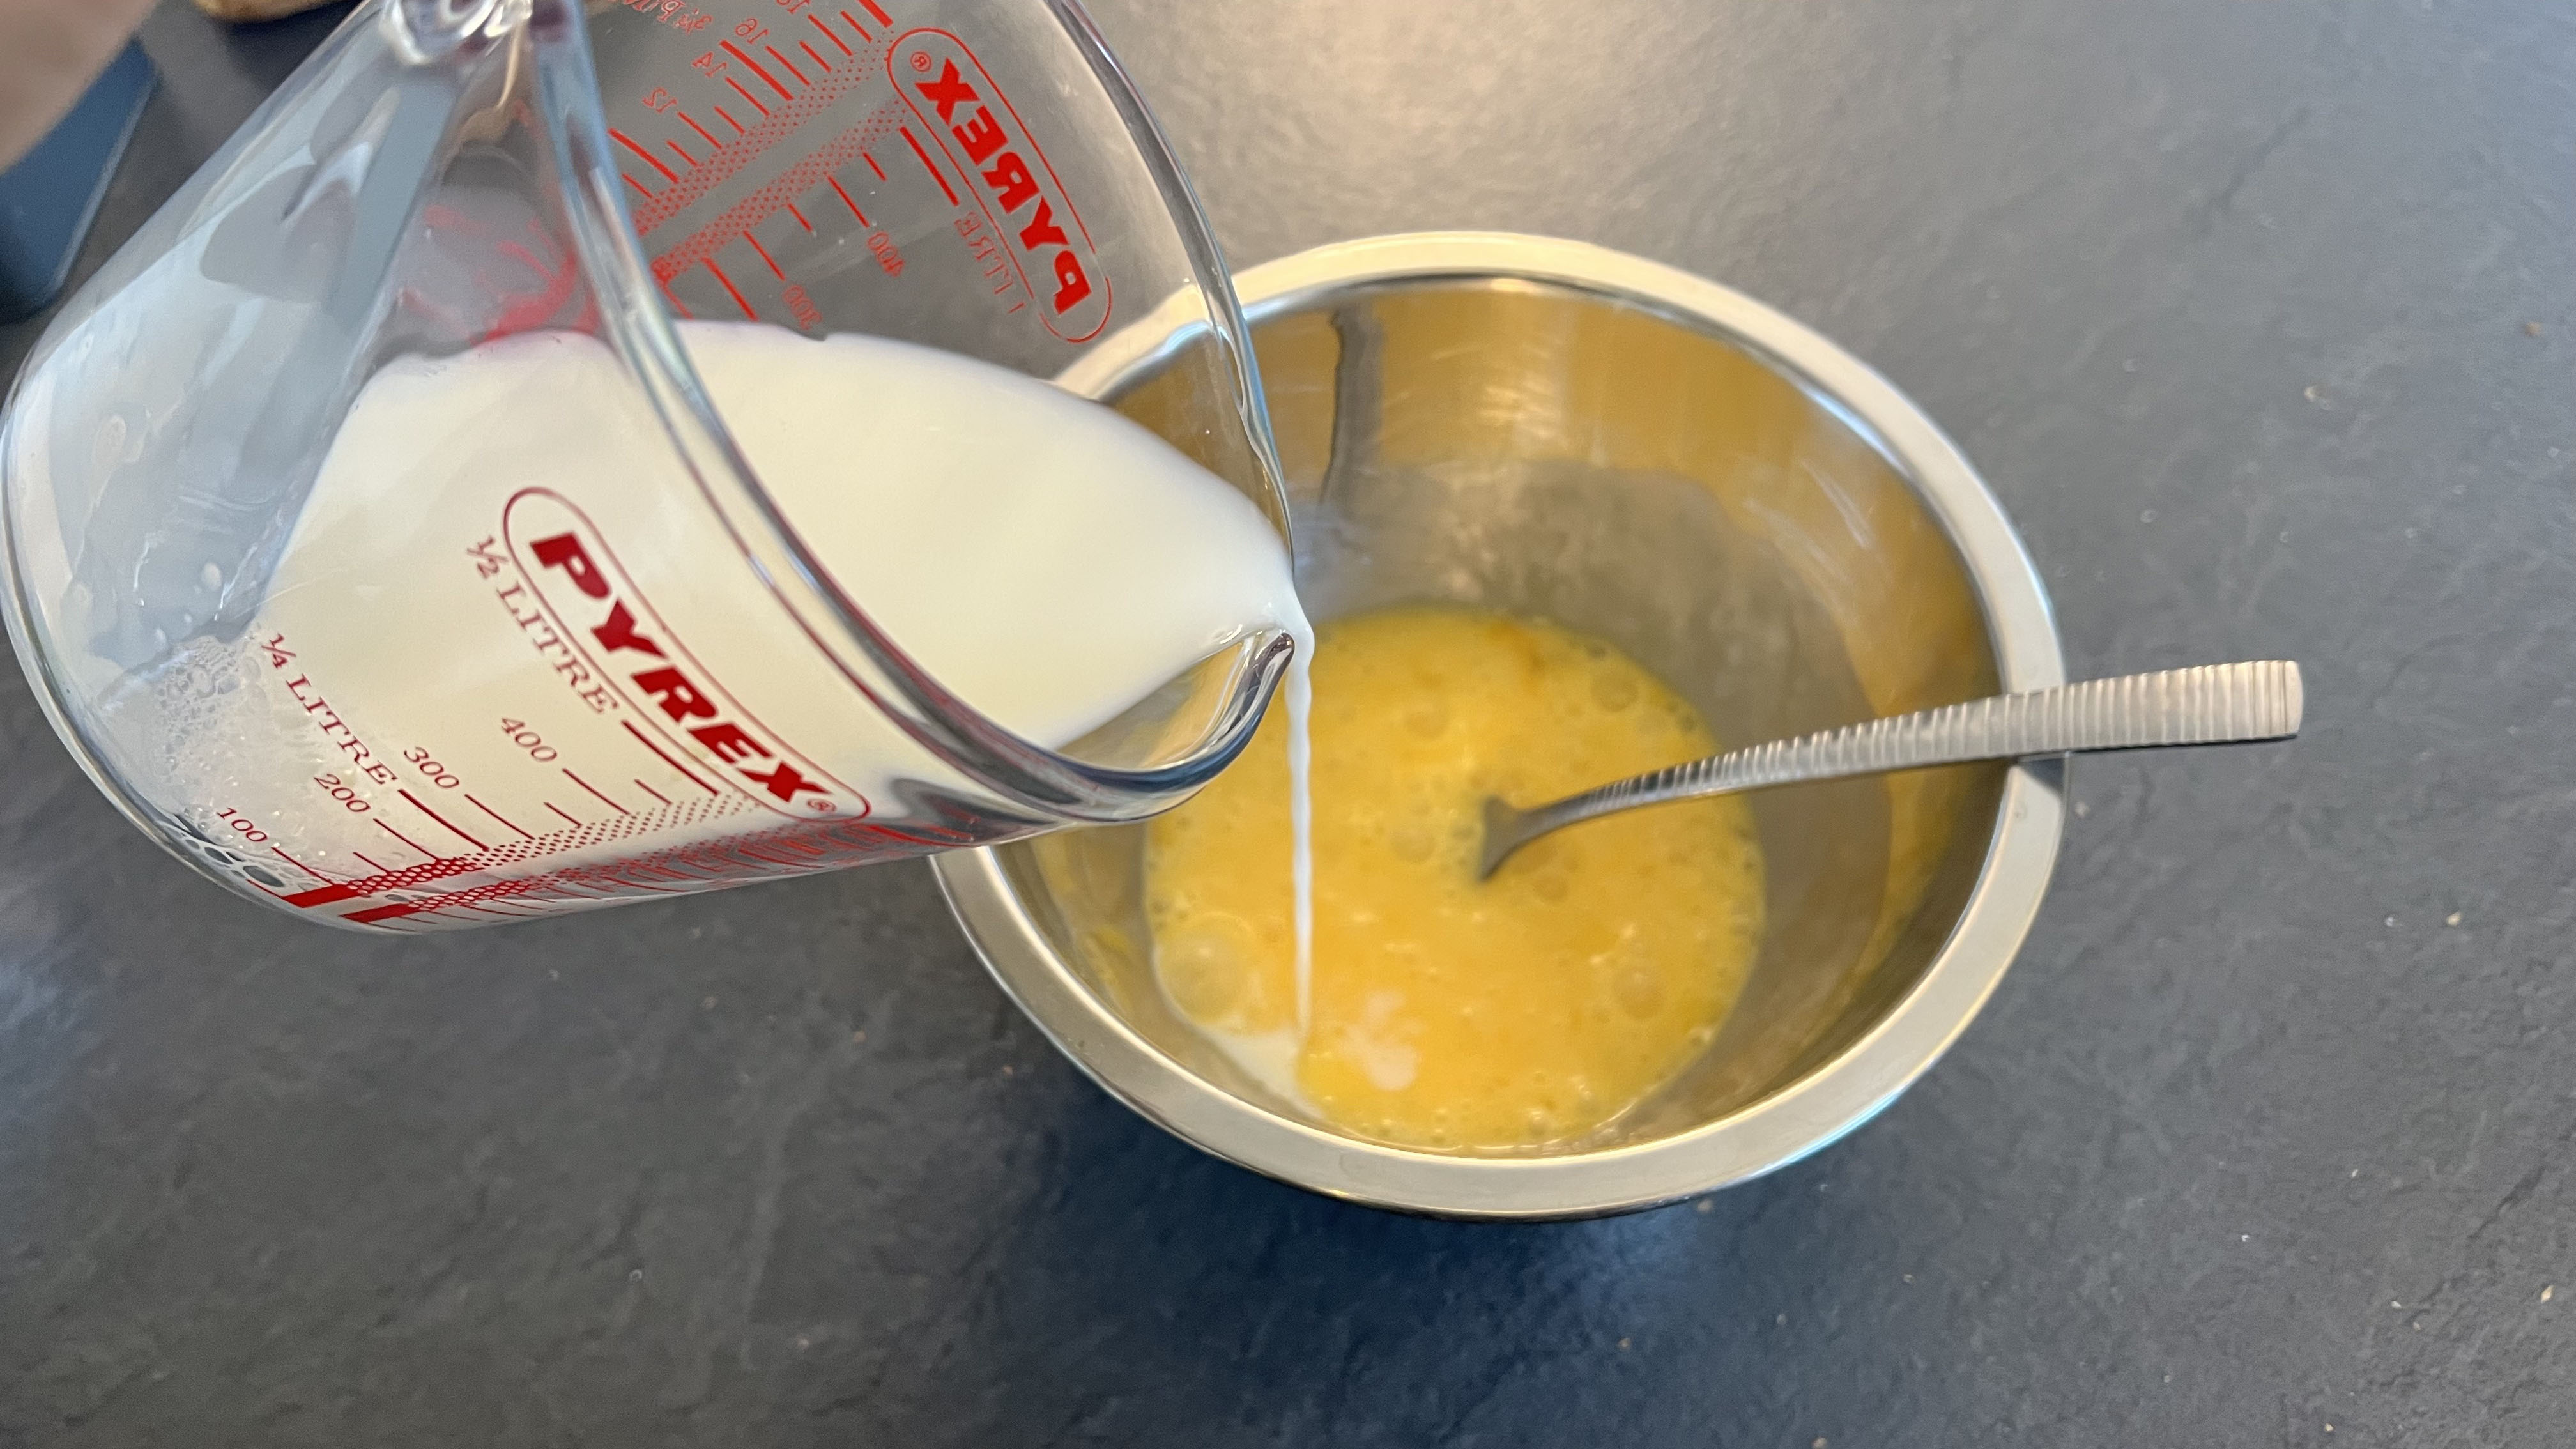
[893, 28, 1111, 342]
[502, 490, 868, 820]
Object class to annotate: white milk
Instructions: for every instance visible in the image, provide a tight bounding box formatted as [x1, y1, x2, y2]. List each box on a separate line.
[77, 323, 1312, 931]
[686, 326, 1301, 747]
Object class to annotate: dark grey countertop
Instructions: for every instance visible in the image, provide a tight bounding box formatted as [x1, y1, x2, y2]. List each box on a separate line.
[3, 1, 2570, 1443]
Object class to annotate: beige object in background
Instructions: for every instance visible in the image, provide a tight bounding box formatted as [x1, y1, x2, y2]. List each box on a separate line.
[192, 0, 337, 20]
[0, 0, 158, 171]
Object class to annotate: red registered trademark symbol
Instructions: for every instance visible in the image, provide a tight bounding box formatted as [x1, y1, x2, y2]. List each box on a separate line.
[909, 50, 931, 72]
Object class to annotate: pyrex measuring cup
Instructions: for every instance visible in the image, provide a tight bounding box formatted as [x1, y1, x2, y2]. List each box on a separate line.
[0, 0, 1294, 931]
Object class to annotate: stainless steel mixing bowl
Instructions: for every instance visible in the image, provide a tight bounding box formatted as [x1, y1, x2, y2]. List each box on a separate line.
[933, 233, 2066, 1218]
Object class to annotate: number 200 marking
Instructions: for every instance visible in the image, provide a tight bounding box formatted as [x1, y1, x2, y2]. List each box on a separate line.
[312, 773, 371, 813]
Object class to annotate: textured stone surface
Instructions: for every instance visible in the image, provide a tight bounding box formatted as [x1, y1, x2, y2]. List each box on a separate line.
[2, 1, 2571, 1443]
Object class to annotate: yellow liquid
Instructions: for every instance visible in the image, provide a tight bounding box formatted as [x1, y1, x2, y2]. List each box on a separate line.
[1143, 606, 1765, 1151]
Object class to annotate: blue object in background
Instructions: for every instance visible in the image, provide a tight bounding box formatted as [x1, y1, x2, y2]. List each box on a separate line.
[0, 43, 157, 323]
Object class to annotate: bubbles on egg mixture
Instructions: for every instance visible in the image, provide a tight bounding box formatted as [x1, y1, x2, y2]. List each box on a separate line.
[1155, 914, 1261, 1025]
[1140, 604, 1767, 1153]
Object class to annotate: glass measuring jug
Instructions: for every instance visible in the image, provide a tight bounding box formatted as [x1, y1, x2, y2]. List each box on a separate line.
[0, 0, 1296, 931]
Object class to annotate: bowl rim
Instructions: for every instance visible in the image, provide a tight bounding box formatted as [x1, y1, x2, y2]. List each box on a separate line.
[933, 231, 2066, 1219]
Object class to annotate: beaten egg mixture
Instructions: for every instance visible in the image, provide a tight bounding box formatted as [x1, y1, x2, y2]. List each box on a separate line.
[1144, 606, 1765, 1151]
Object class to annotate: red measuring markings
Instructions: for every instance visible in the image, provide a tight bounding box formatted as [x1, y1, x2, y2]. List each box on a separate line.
[646, 112, 904, 297]
[468, 793, 533, 841]
[898, 125, 956, 205]
[622, 718, 720, 794]
[399, 788, 487, 851]
[500, 488, 870, 822]
[561, 768, 632, 817]
[257, 774, 999, 927]
[598, 6, 1111, 342]
[705, 257, 757, 317]
[268, 846, 332, 883]
[827, 174, 869, 226]
[610, 126, 679, 184]
[723, 40, 793, 100]
[287, 804, 997, 928]
[259, 787, 740, 924]
[375, 818, 436, 859]
[625, 12, 889, 238]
